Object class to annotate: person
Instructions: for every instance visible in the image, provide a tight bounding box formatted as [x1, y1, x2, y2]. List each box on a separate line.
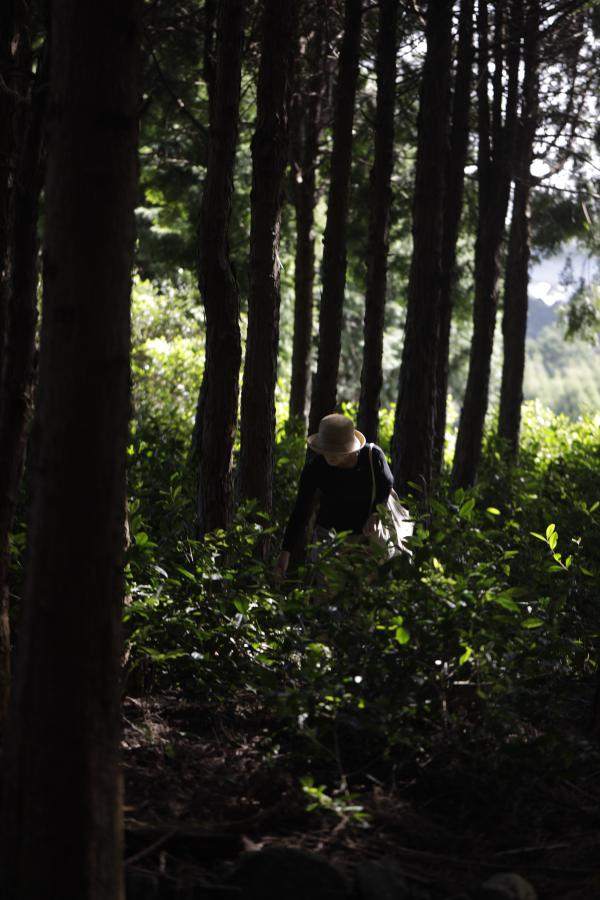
[275, 413, 394, 578]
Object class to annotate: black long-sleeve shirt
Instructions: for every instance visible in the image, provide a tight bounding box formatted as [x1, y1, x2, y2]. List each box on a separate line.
[281, 443, 394, 553]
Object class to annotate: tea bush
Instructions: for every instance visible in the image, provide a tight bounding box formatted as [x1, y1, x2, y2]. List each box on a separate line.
[123, 402, 600, 771]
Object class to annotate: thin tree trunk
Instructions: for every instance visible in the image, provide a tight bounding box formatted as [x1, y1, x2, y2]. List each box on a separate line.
[238, 0, 296, 511]
[498, 0, 540, 454]
[390, 0, 453, 492]
[357, 0, 400, 444]
[308, 0, 362, 434]
[451, 0, 521, 489]
[288, 14, 325, 428]
[193, 0, 244, 534]
[0, 29, 47, 725]
[0, 2, 139, 897]
[432, 0, 475, 474]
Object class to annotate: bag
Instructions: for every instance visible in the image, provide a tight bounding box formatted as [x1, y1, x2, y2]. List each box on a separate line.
[364, 443, 413, 559]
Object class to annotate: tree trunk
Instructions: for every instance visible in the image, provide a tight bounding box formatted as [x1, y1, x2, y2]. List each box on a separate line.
[432, 0, 475, 474]
[0, 2, 139, 898]
[308, 0, 362, 434]
[288, 13, 326, 428]
[0, 0, 21, 727]
[390, 0, 453, 492]
[357, 0, 400, 444]
[0, 0, 18, 394]
[0, 28, 47, 725]
[451, 0, 521, 489]
[193, 0, 244, 534]
[203, 0, 217, 126]
[238, 0, 296, 511]
[498, 0, 540, 455]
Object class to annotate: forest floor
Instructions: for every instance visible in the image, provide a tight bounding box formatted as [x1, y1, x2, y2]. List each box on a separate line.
[122, 678, 600, 900]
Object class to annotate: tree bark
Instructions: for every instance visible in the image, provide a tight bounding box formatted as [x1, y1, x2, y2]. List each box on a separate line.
[0, 0, 18, 395]
[193, 0, 244, 534]
[308, 0, 362, 434]
[288, 12, 326, 428]
[357, 0, 400, 444]
[0, 2, 139, 898]
[0, 25, 47, 725]
[238, 0, 296, 511]
[451, 0, 521, 489]
[432, 0, 475, 474]
[390, 0, 453, 492]
[498, 0, 540, 455]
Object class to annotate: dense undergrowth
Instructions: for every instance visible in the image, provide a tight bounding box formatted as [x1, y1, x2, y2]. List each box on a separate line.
[117, 402, 600, 814]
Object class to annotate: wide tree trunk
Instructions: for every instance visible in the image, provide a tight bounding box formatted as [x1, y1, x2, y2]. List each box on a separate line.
[432, 0, 475, 474]
[308, 0, 362, 434]
[498, 0, 540, 455]
[357, 0, 400, 444]
[451, 0, 521, 489]
[288, 12, 326, 428]
[238, 0, 296, 511]
[0, 30, 47, 724]
[193, 0, 244, 534]
[390, 0, 453, 492]
[0, 0, 18, 393]
[0, 2, 139, 899]
[0, 0, 22, 725]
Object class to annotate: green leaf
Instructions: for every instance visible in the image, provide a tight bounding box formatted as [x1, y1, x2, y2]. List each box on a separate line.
[394, 626, 410, 645]
[459, 646, 473, 665]
[530, 531, 547, 542]
[546, 523, 556, 539]
[486, 507, 501, 515]
[549, 532, 558, 550]
[521, 617, 544, 629]
[494, 595, 520, 612]
[459, 498, 476, 519]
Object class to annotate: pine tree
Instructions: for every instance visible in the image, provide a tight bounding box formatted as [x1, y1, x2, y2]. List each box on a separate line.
[433, 0, 475, 473]
[308, 0, 362, 433]
[498, 0, 540, 455]
[0, 1, 139, 896]
[238, 0, 297, 511]
[357, 0, 400, 444]
[451, 0, 521, 488]
[391, 0, 454, 492]
[193, 0, 245, 533]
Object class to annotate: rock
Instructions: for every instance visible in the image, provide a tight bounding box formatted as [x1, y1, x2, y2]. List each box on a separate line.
[227, 847, 350, 900]
[354, 859, 430, 899]
[474, 873, 537, 900]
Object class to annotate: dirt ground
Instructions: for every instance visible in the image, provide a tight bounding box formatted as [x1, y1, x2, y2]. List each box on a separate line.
[122, 684, 600, 899]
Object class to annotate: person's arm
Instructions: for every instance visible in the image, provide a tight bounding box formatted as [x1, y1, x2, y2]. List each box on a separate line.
[363, 446, 394, 535]
[373, 445, 394, 505]
[275, 462, 319, 576]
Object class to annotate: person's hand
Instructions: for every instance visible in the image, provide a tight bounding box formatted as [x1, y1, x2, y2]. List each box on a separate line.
[363, 513, 379, 536]
[274, 550, 290, 580]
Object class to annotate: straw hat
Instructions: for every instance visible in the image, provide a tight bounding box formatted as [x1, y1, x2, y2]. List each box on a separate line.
[307, 413, 366, 455]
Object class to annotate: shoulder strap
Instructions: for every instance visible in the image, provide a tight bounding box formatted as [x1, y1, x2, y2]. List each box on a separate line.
[368, 443, 376, 512]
